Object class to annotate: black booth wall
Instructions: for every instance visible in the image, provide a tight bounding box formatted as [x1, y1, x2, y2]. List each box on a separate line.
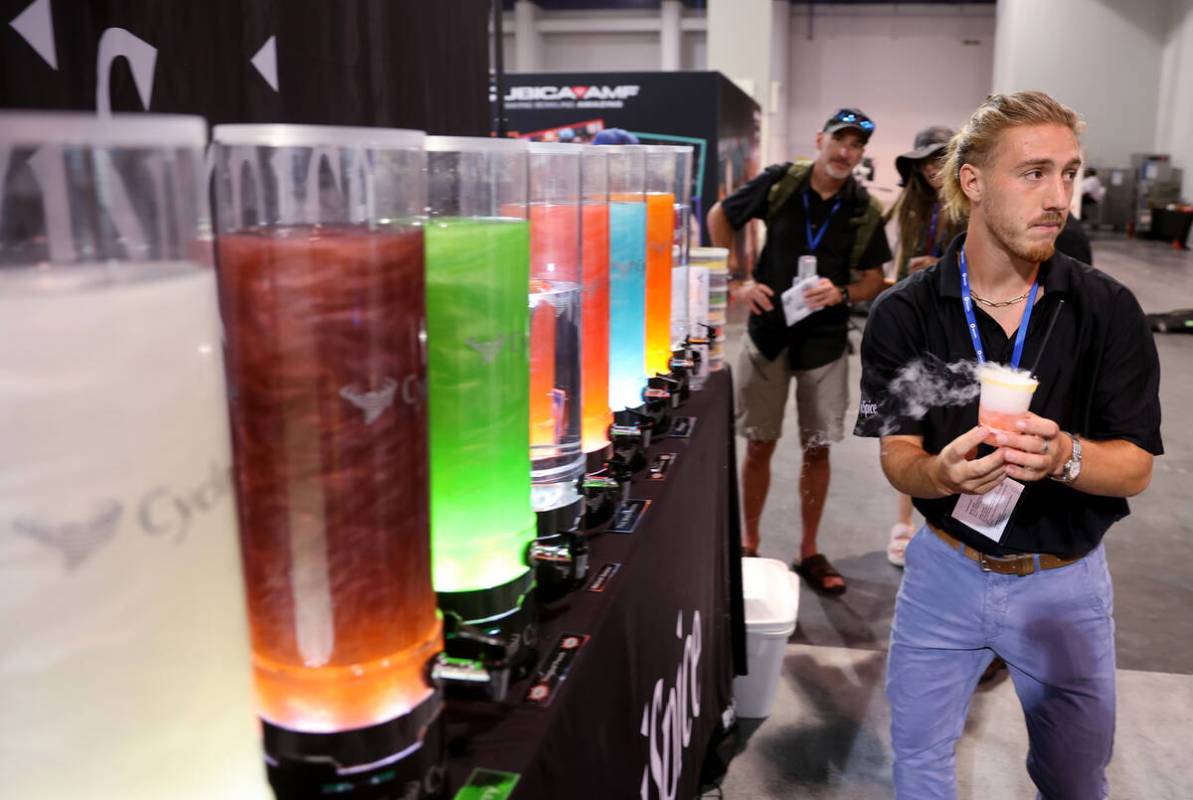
[1, 0, 490, 134]
[498, 70, 761, 249]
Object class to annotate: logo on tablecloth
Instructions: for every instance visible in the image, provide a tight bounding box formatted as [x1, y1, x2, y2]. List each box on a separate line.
[639, 610, 703, 800]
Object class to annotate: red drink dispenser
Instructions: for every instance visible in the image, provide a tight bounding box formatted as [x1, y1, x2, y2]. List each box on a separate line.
[212, 124, 443, 799]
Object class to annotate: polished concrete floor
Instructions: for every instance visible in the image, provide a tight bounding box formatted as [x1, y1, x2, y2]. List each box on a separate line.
[712, 235, 1193, 799]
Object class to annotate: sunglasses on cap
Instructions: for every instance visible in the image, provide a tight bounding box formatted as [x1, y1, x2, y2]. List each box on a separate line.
[826, 109, 875, 132]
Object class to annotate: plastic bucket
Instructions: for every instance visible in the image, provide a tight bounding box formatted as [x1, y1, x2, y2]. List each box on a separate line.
[733, 558, 800, 718]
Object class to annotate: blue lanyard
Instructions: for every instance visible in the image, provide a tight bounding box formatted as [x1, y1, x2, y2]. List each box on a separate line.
[802, 189, 842, 253]
[958, 246, 1038, 368]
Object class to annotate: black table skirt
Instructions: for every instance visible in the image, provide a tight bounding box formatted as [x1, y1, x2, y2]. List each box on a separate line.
[445, 368, 745, 799]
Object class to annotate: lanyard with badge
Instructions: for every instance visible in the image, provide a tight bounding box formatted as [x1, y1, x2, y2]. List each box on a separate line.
[950, 245, 1039, 543]
[782, 189, 843, 326]
[803, 189, 842, 252]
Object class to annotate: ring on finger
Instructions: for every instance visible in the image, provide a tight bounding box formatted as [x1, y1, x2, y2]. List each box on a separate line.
[1041, 439, 1050, 455]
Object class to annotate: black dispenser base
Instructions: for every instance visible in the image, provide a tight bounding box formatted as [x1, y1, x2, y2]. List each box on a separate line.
[263, 693, 446, 800]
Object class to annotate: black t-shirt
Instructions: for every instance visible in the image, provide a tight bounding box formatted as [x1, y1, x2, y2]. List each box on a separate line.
[1055, 212, 1093, 265]
[854, 234, 1163, 559]
[722, 163, 892, 370]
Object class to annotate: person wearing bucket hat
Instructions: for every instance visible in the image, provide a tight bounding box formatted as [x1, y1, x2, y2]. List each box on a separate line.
[889, 126, 964, 282]
[883, 126, 967, 571]
[706, 107, 891, 595]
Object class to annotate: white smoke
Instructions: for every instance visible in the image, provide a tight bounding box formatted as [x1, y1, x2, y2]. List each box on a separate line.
[876, 355, 981, 436]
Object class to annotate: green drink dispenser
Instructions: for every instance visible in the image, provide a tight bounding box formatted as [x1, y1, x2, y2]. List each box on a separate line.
[424, 137, 538, 698]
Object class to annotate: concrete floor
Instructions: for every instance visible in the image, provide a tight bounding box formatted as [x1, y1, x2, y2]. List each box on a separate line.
[712, 235, 1193, 799]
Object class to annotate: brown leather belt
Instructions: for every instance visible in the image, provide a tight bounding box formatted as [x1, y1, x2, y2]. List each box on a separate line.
[928, 523, 1081, 576]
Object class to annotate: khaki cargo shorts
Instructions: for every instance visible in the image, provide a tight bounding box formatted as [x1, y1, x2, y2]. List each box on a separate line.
[734, 335, 849, 446]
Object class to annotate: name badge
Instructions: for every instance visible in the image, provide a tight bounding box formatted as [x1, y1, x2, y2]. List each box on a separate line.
[951, 478, 1024, 543]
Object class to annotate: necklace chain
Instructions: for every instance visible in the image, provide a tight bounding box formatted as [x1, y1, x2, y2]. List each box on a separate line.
[970, 289, 1029, 308]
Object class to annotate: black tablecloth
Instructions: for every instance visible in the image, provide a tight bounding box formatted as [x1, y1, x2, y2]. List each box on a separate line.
[445, 369, 744, 799]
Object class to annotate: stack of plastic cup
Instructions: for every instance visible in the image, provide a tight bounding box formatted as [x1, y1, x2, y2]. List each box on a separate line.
[0, 112, 266, 798]
[703, 247, 730, 370]
[688, 246, 720, 388]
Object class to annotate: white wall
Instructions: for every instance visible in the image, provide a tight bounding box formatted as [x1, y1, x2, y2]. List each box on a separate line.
[540, 31, 659, 72]
[1156, 0, 1193, 200]
[683, 31, 706, 70]
[993, 0, 1170, 168]
[501, 8, 706, 73]
[786, 4, 996, 203]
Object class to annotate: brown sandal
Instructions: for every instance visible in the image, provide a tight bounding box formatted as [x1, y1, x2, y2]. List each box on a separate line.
[794, 553, 847, 595]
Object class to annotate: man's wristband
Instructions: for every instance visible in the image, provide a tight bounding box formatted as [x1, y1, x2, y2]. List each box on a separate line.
[838, 284, 850, 306]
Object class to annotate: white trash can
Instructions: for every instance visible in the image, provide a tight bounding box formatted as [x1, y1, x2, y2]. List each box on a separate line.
[733, 557, 800, 719]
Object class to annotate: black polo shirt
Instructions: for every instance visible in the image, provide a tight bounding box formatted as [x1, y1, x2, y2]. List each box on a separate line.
[722, 163, 891, 370]
[854, 234, 1163, 559]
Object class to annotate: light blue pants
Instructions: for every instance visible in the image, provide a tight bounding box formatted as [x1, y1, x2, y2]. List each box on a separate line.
[887, 526, 1116, 800]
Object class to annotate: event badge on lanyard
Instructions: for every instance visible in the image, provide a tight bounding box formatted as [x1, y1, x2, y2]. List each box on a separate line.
[781, 190, 842, 327]
[950, 246, 1039, 543]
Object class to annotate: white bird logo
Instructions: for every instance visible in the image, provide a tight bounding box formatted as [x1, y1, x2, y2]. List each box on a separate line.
[339, 377, 398, 425]
[465, 336, 507, 365]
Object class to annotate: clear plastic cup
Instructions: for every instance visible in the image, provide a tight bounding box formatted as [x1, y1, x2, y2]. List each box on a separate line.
[978, 363, 1039, 433]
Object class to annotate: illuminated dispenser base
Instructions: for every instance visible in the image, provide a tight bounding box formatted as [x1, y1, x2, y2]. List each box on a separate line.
[263, 693, 445, 800]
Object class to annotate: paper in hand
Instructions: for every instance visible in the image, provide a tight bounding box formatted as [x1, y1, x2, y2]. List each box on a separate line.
[781, 275, 822, 327]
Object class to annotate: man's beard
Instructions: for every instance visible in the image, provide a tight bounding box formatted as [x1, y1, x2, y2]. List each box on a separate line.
[823, 160, 852, 180]
[986, 207, 1062, 263]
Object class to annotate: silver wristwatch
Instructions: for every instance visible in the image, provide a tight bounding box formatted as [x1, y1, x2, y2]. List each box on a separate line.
[1051, 433, 1083, 484]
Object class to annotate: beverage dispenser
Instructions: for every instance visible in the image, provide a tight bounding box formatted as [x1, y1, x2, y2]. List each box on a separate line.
[604, 145, 648, 413]
[212, 124, 443, 797]
[0, 112, 267, 798]
[422, 136, 541, 699]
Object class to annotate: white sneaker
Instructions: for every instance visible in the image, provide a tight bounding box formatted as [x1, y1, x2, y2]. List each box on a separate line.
[887, 523, 916, 567]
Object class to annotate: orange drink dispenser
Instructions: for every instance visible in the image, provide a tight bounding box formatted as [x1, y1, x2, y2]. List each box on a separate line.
[644, 146, 678, 378]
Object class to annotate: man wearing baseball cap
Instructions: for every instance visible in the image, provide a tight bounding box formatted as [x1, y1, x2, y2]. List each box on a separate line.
[707, 108, 891, 594]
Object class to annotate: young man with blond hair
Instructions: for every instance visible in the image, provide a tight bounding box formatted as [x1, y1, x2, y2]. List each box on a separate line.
[855, 91, 1162, 798]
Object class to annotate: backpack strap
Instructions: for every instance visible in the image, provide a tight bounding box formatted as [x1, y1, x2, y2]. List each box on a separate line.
[767, 160, 883, 270]
[847, 195, 885, 270]
[765, 160, 813, 224]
